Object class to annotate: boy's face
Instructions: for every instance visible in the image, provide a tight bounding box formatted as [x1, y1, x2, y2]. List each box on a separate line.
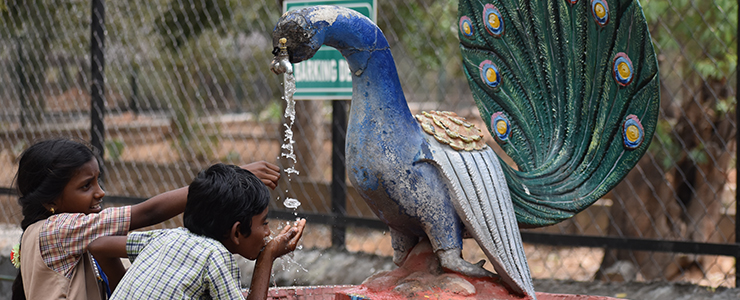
[238, 207, 271, 260]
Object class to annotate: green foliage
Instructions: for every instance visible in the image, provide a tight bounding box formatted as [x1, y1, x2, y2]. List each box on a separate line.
[379, 0, 461, 78]
[105, 139, 126, 161]
[641, 0, 736, 172]
[688, 146, 708, 165]
[259, 100, 283, 122]
[650, 120, 681, 170]
[155, 0, 235, 50]
[172, 107, 222, 162]
[715, 96, 734, 115]
[222, 150, 241, 164]
[146, 0, 283, 160]
[642, 0, 737, 81]
[231, 0, 281, 33]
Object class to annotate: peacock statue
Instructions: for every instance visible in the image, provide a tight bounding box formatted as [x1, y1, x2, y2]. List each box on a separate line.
[271, 1, 659, 298]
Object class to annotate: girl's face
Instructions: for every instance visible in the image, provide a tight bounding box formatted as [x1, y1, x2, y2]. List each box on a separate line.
[53, 158, 106, 215]
[238, 207, 271, 260]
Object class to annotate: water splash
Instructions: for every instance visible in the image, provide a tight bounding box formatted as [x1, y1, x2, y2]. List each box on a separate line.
[283, 197, 301, 209]
[277, 252, 309, 274]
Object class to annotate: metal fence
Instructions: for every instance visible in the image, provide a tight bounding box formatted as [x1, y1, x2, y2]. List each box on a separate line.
[0, 0, 737, 289]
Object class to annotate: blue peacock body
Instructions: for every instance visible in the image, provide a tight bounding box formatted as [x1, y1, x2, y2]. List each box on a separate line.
[271, 1, 658, 299]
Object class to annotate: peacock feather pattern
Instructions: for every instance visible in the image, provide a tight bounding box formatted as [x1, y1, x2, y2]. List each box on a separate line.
[457, 0, 660, 227]
[415, 111, 487, 151]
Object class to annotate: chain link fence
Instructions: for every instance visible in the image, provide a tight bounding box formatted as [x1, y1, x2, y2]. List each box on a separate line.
[0, 0, 737, 289]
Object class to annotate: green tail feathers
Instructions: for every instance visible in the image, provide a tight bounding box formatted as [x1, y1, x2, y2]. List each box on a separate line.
[458, 0, 660, 226]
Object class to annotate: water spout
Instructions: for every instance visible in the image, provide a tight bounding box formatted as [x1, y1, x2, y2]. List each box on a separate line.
[271, 37, 293, 75]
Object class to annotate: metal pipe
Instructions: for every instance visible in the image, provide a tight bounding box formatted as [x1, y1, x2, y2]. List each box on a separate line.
[90, 0, 106, 181]
[331, 100, 349, 249]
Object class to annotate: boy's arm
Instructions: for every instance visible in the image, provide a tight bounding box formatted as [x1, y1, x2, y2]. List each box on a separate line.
[88, 236, 128, 291]
[246, 219, 306, 300]
[129, 161, 280, 230]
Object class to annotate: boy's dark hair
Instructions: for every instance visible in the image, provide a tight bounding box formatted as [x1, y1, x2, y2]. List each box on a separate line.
[184, 163, 270, 241]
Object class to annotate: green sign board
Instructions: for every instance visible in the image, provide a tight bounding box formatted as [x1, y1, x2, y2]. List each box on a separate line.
[283, 0, 376, 99]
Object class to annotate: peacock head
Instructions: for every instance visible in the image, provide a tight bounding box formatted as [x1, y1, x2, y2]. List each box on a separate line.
[271, 8, 322, 67]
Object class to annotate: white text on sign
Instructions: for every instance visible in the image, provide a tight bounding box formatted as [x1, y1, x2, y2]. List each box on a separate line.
[294, 59, 353, 82]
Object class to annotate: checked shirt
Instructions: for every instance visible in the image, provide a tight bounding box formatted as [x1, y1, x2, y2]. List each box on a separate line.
[111, 227, 244, 299]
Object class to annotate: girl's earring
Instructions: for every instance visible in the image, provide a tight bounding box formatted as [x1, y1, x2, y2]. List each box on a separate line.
[50, 208, 55, 214]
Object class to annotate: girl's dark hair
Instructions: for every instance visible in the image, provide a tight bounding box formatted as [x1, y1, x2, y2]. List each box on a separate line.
[12, 138, 97, 300]
[184, 163, 270, 241]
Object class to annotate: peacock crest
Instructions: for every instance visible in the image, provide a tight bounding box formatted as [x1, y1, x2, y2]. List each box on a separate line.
[415, 111, 487, 151]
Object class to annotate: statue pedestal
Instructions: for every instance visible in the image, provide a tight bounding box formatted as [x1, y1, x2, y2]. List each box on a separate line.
[264, 286, 624, 300]
[262, 240, 625, 300]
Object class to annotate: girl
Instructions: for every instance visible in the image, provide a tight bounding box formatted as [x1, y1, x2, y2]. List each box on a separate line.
[11, 138, 280, 300]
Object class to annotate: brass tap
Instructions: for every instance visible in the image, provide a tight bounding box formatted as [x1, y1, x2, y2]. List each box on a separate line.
[278, 38, 288, 52]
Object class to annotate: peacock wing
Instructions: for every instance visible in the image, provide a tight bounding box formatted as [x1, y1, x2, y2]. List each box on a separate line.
[414, 111, 536, 297]
[457, 0, 660, 227]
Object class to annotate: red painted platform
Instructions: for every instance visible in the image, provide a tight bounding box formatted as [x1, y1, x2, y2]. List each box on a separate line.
[262, 285, 624, 300]
[259, 240, 624, 300]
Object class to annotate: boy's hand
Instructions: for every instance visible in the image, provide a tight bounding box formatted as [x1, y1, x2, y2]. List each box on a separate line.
[265, 219, 306, 260]
[247, 219, 306, 300]
[242, 161, 280, 190]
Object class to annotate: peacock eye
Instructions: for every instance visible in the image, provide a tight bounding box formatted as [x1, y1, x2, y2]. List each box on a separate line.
[612, 52, 634, 86]
[591, 0, 610, 26]
[459, 16, 474, 38]
[622, 115, 644, 149]
[483, 4, 504, 37]
[491, 112, 511, 143]
[479, 60, 501, 89]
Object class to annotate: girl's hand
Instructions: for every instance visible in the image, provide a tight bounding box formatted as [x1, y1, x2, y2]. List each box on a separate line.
[264, 219, 306, 260]
[241, 161, 280, 190]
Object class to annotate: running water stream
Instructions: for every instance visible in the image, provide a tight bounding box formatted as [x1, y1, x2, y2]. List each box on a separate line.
[272, 39, 302, 211]
[279, 68, 302, 210]
[269, 45, 307, 280]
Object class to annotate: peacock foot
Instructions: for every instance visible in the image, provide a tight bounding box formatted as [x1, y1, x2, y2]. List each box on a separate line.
[390, 228, 418, 266]
[392, 248, 410, 266]
[437, 248, 498, 278]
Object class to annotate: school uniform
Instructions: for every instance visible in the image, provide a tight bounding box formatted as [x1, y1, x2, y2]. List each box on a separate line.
[111, 227, 244, 299]
[20, 206, 131, 299]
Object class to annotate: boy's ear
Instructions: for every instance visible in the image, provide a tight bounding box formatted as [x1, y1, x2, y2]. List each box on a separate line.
[229, 222, 242, 245]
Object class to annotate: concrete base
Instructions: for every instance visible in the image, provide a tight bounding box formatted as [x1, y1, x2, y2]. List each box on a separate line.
[260, 285, 623, 300]
[258, 240, 624, 300]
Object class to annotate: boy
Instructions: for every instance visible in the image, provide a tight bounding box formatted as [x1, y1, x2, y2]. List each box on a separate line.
[89, 163, 306, 300]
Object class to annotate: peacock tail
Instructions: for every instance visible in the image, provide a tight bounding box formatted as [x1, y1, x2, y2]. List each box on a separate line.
[457, 0, 660, 227]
